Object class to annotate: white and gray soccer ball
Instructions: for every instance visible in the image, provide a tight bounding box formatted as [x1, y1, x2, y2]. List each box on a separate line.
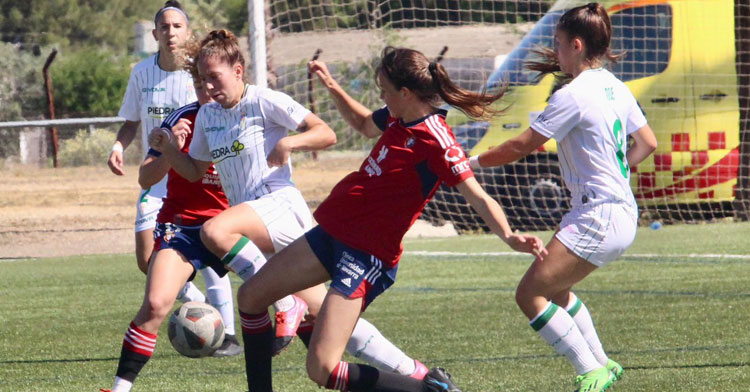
[168, 301, 225, 358]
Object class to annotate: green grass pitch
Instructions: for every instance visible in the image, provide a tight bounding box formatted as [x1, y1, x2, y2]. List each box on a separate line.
[1, 222, 749, 391]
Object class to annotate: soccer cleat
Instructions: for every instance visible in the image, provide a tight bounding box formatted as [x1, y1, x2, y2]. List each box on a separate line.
[422, 367, 462, 392]
[271, 295, 308, 356]
[410, 360, 429, 380]
[212, 333, 243, 357]
[574, 367, 615, 392]
[99, 390, 111, 392]
[605, 358, 623, 381]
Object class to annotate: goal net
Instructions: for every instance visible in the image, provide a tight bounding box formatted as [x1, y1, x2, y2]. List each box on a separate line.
[262, 0, 750, 232]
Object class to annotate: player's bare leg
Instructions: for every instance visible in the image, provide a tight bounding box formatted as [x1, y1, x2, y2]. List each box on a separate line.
[107, 249, 194, 392]
[516, 237, 613, 391]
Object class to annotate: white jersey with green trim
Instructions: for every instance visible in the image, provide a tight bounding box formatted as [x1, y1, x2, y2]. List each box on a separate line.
[188, 84, 311, 206]
[531, 68, 647, 208]
[118, 53, 196, 198]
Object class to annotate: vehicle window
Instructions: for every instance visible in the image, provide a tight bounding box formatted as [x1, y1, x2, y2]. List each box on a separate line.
[487, 4, 672, 87]
[609, 4, 673, 82]
[487, 10, 563, 88]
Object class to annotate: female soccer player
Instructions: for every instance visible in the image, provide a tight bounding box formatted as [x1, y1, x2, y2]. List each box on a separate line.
[105, 0, 237, 345]
[235, 47, 547, 392]
[469, 3, 657, 391]
[152, 29, 433, 386]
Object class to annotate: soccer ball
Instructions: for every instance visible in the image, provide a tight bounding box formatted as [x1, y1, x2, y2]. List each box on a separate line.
[168, 301, 225, 358]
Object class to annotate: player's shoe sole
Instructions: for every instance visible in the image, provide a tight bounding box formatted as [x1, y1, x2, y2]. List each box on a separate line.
[271, 295, 308, 356]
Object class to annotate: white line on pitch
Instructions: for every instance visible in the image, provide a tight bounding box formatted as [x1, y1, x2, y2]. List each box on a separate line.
[404, 251, 750, 260]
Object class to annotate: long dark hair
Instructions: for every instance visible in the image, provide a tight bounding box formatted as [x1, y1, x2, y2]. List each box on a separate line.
[526, 2, 623, 78]
[376, 46, 505, 121]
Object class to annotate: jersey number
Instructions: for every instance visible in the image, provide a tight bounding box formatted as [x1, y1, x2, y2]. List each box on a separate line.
[613, 119, 629, 178]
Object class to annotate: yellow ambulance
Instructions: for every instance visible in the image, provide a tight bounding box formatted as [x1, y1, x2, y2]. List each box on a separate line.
[426, 0, 741, 230]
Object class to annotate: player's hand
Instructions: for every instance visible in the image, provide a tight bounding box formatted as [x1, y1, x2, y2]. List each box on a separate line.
[267, 137, 292, 167]
[148, 127, 173, 153]
[308, 60, 336, 90]
[505, 233, 548, 262]
[107, 149, 124, 176]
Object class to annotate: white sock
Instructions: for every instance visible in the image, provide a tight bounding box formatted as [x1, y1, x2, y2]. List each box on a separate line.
[112, 376, 133, 392]
[565, 293, 608, 366]
[346, 318, 416, 376]
[176, 281, 205, 303]
[201, 268, 236, 336]
[531, 302, 601, 375]
[222, 236, 267, 282]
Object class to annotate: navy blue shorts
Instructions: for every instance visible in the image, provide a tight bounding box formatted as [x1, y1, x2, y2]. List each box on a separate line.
[305, 225, 397, 311]
[153, 222, 229, 280]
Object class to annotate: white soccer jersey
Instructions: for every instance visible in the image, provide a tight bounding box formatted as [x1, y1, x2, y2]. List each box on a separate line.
[531, 68, 647, 208]
[188, 84, 311, 206]
[119, 54, 196, 198]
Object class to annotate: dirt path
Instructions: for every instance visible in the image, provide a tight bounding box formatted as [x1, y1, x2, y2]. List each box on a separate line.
[0, 151, 454, 259]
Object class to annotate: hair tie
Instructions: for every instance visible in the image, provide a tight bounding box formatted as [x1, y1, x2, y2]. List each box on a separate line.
[428, 61, 438, 75]
[154, 6, 190, 26]
[587, 2, 598, 12]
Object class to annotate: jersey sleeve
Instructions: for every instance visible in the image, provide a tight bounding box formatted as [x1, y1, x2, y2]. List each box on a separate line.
[371, 107, 389, 131]
[118, 70, 141, 122]
[258, 88, 312, 130]
[530, 88, 581, 142]
[188, 108, 212, 162]
[420, 117, 474, 187]
[625, 97, 648, 135]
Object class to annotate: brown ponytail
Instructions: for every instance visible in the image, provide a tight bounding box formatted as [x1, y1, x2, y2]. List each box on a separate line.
[376, 46, 506, 121]
[197, 29, 246, 74]
[526, 2, 624, 79]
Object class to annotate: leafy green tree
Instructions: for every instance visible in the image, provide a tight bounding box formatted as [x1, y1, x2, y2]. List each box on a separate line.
[50, 47, 132, 117]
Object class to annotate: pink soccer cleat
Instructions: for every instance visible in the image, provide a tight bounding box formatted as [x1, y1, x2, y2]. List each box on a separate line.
[271, 295, 308, 356]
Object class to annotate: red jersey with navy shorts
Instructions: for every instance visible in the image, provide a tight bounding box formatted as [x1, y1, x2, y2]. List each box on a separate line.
[313, 108, 474, 267]
[152, 101, 229, 226]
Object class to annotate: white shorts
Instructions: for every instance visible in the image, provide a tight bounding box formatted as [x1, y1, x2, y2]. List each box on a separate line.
[243, 187, 312, 253]
[134, 191, 163, 233]
[555, 201, 637, 267]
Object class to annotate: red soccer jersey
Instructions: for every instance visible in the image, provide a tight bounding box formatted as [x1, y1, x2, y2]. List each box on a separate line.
[155, 102, 229, 226]
[314, 109, 473, 267]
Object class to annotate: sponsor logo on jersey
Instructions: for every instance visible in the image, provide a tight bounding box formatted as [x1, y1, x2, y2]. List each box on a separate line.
[142, 87, 167, 93]
[444, 145, 465, 163]
[205, 126, 225, 133]
[535, 113, 552, 127]
[365, 145, 389, 177]
[211, 140, 245, 163]
[451, 160, 471, 175]
[147, 106, 177, 118]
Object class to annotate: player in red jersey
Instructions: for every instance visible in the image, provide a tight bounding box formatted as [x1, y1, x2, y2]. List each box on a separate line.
[234, 46, 548, 392]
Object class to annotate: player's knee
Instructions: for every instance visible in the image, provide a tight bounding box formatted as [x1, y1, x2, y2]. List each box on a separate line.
[143, 295, 172, 323]
[200, 218, 223, 248]
[236, 281, 262, 313]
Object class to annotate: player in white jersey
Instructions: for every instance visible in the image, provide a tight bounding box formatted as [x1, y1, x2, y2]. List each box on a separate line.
[469, 3, 657, 392]
[152, 29, 436, 390]
[105, 1, 240, 358]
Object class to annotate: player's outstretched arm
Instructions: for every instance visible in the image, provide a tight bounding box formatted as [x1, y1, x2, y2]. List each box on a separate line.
[138, 154, 170, 189]
[308, 60, 382, 138]
[627, 124, 657, 167]
[107, 120, 139, 175]
[471, 127, 549, 169]
[456, 177, 547, 261]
